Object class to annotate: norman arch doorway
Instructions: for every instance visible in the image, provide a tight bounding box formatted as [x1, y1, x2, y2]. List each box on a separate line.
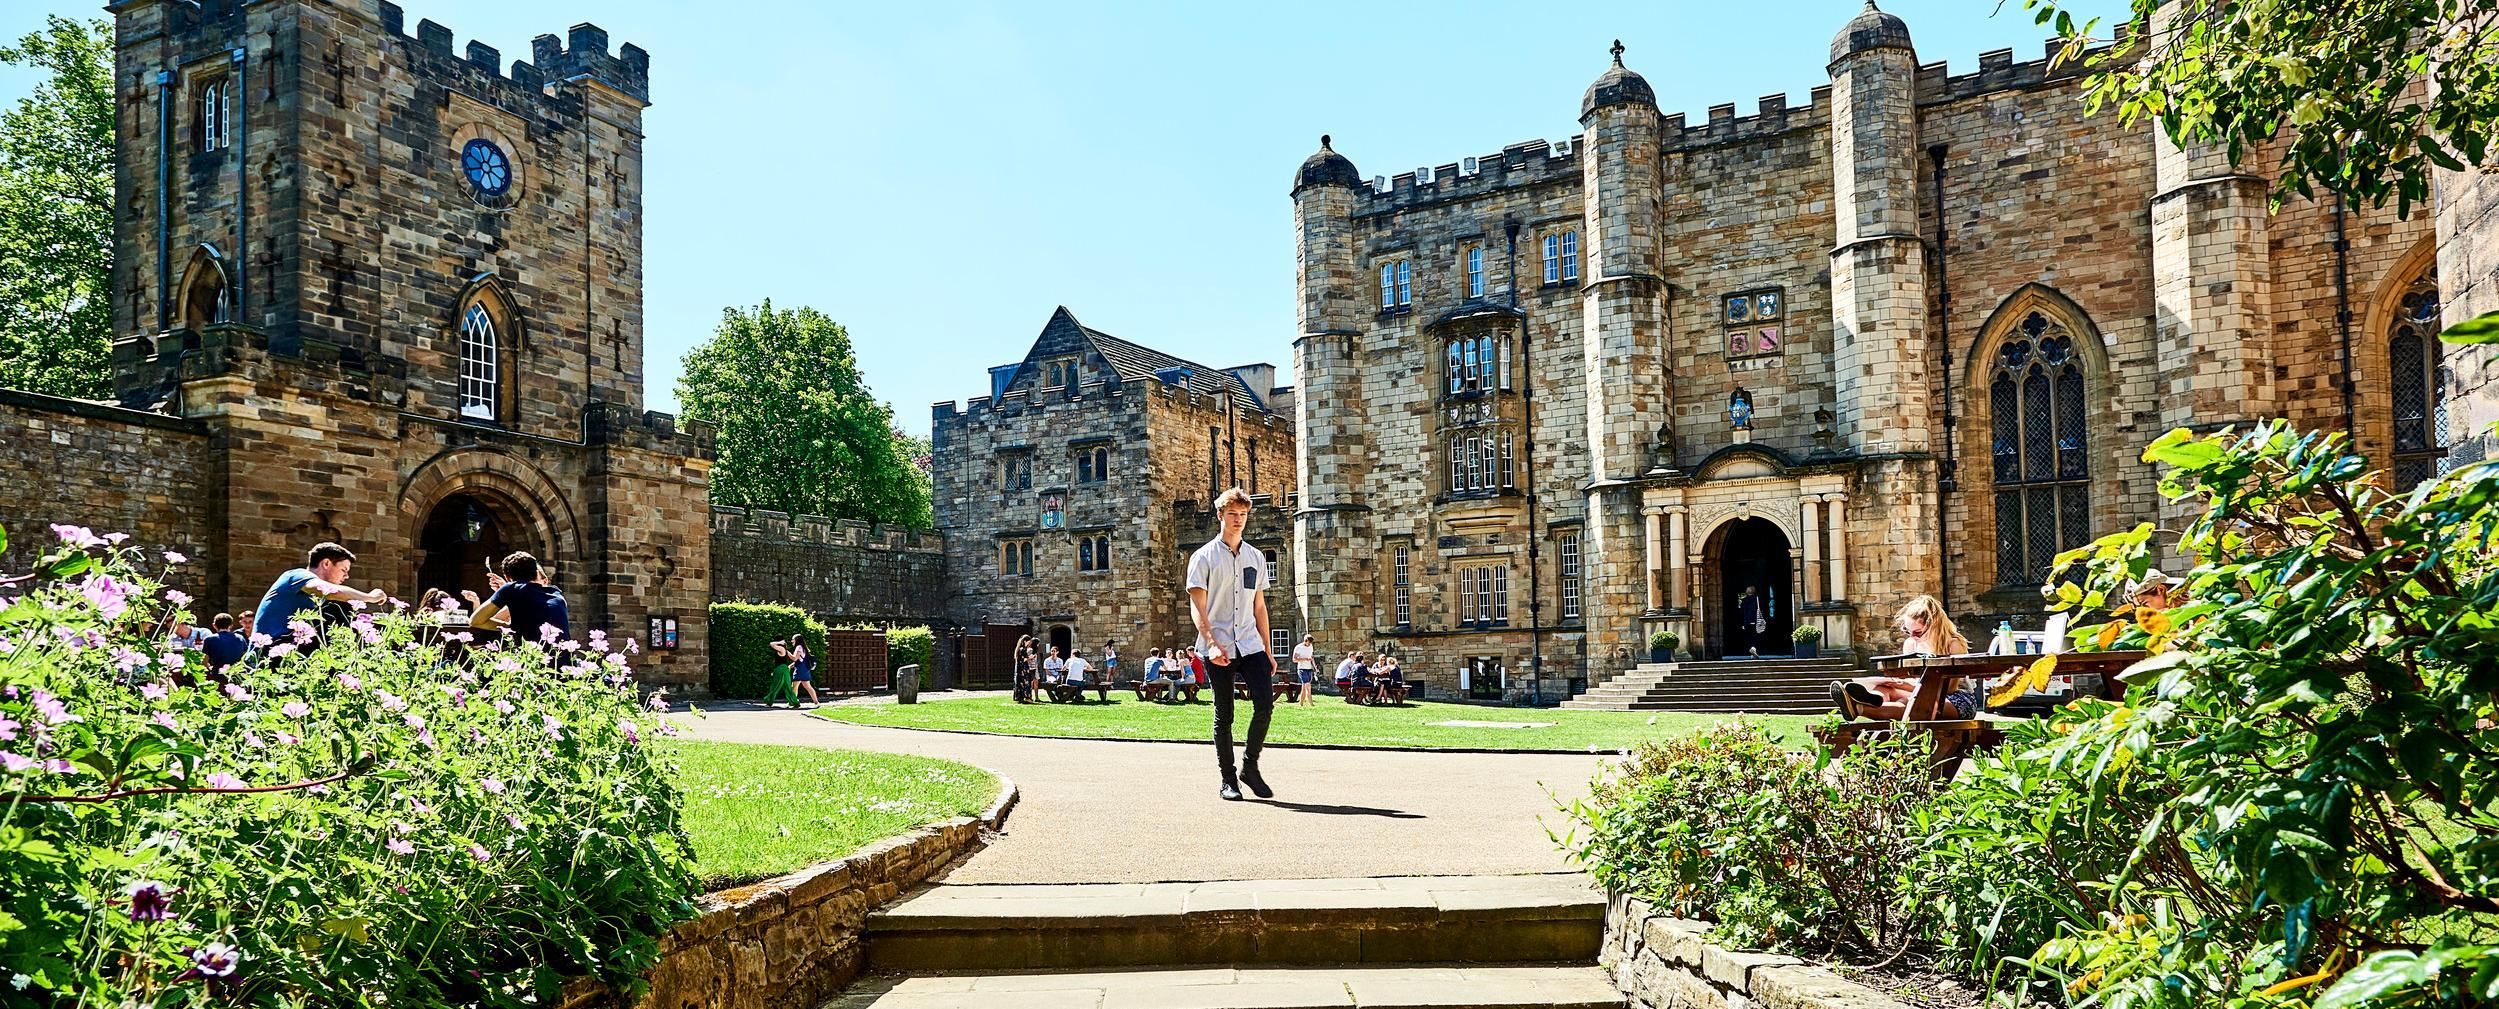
[1703, 517, 1794, 659]
[417, 493, 526, 606]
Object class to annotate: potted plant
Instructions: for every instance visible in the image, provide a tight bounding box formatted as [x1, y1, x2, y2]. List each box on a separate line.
[1791, 623, 1823, 659]
[1647, 629, 1679, 664]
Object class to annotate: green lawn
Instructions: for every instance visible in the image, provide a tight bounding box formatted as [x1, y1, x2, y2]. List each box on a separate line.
[665, 739, 999, 887]
[810, 694, 1814, 752]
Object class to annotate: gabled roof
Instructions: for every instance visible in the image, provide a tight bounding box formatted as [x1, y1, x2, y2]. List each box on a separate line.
[1020, 306, 1276, 415]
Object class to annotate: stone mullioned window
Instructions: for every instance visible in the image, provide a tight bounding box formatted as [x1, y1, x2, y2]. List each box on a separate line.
[1989, 312, 2091, 588]
[2389, 268, 2447, 491]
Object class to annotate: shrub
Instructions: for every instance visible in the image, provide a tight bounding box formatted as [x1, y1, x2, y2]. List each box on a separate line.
[887, 625, 933, 686]
[0, 524, 699, 1005]
[1647, 629, 1679, 653]
[1791, 624, 1822, 644]
[709, 601, 826, 698]
[1558, 722, 1942, 959]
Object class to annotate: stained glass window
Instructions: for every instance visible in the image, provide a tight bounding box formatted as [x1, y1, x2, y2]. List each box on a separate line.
[2390, 268, 2446, 491]
[1989, 311, 2092, 588]
[1723, 288, 1787, 359]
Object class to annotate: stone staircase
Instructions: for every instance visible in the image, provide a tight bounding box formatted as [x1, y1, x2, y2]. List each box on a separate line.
[829, 873, 1622, 1008]
[1560, 657, 1859, 714]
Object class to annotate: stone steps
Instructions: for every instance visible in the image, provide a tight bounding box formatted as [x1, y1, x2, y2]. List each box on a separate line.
[1565, 658, 1859, 713]
[864, 873, 1606, 973]
[826, 964, 1624, 1008]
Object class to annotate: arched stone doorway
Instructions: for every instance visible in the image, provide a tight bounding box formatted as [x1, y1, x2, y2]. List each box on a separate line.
[1048, 624, 1074, 659]
[416, 492, 530, 605]
[1704, 517, 1794, 658]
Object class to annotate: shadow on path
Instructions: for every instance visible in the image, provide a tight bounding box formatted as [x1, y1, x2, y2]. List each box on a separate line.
[1249, 798, 1426, 819]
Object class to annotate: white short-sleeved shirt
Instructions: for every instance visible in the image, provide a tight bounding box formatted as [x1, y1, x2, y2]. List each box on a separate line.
[1186, 535, 1268, 659]
[1065, 656, 1091, 682]
[1291, 642, 1315, 670]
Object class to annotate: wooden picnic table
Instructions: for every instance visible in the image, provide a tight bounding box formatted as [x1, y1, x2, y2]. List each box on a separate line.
[1815, 649, 2150, 775]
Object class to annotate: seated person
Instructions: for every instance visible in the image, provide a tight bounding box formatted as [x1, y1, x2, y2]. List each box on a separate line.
[1137, 649, 1167, 700]
[1063, 651, 1106, 702]
[1378, 656, 1408, 702]
[1333, 652, 1363, 695]
[1042, 647, 1069, 702]
[1831, 595, 1974, 720]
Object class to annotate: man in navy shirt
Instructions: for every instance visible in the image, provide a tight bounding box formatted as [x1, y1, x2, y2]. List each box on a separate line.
[201, 613, 249, 673]
[470, 551, 570, 643]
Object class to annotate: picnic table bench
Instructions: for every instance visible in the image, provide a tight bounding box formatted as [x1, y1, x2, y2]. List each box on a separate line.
[1813, 650, 2147, 775]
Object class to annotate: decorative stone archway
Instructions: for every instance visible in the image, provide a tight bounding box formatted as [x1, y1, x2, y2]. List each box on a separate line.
[1637, 445, 1859, 660]
[397, 448, 581, 605]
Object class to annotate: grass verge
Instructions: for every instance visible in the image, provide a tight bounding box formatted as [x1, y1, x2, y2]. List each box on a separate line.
[665, 739, 998, 887]
[809, 694, 1814, 752]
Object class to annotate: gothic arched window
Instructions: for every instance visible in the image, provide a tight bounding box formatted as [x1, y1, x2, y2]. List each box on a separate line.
[177, 247, 232, 331]
[458, 301, 500, 420]
[1988, 311, 2091, 588]
[2390, 268, 2447, 491]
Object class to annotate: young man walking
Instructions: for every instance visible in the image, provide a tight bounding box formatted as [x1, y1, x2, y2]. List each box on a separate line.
[1186, 487, 1276, 801]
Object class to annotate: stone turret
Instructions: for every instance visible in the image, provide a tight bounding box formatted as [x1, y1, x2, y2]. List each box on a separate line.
[2146, 3, 2276, 430]
[1827, 1, 1932, 455]
[1578, 42, 1671, 676]
[1290, 135, 1373, 660]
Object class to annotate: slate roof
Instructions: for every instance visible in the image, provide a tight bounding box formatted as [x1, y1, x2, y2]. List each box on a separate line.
[1017, 307, 1277, 416]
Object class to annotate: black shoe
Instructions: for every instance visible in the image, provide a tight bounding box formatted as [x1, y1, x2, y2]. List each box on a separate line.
[1829, 680, 1858, 719]
[1240, 766, 1273, 799]
[1219, 780, 1243, 801]
[1845, 681, 1885, 707]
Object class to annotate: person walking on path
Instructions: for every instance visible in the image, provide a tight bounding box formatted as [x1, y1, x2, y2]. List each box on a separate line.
[252, 542, 387, 650]
[1187, 487, 1276, 801]
[770, 635, 821, 707]
[1737, 585, 1768, 658]
[1290, 634, 1318, 707]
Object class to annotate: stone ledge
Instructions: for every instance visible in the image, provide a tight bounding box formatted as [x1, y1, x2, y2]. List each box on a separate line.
[561, 769, 1018, 1009]
[1603, 892, 1913, 1009]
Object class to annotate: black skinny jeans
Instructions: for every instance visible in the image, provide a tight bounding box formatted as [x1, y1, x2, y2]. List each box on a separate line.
[1208, 650, 1275, 779]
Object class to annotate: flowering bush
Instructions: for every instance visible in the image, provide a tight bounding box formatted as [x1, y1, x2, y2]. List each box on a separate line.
[0, 524, 699, 1005]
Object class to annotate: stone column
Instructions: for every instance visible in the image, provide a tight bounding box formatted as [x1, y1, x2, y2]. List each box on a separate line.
[1799, 498, 1823, 604]
[1642, 506, 1666, 612]
[1826, 495, 1850, 602]
[1667, 507, 1690, 610]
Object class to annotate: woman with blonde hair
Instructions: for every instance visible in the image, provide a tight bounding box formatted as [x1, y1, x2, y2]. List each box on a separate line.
[1831, 594, 1974, 719]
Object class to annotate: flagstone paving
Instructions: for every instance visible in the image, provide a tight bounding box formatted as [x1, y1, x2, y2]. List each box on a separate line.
[825, 964, 1624, 1009]
[675, 704, 1611, 884]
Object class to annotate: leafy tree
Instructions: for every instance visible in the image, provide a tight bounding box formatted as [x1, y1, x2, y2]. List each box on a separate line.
[0, 16, 113, 399]
[676, 301, 932, 529]
[2023, 0, 2499, 215]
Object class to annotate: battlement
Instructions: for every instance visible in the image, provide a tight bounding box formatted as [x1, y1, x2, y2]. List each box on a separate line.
[1658, 88, 1832, 152]
[379, 3, 650, 105]
[1915, 39, 2105, 107]
[583, 401, 716, 455]
[711, 505, 944, 553]
[1352, 137, 1583, 212]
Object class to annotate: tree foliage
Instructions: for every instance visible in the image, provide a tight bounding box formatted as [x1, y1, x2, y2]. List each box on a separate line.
[0, 15, 115, 399]
[676, 302, 932, 529]
[2024, 0, 2499, 216]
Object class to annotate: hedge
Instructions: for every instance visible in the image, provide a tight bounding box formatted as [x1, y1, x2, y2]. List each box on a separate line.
[709, 601, 828, 698]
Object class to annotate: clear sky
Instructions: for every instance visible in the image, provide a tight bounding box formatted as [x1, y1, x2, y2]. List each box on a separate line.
[1, 1, 2122, 436]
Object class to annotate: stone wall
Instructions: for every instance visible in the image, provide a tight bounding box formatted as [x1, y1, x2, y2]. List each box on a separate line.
[1600, 892, 1913, 1009]
[0, 390, 223, 599]
[708, 506, 946, 625]
[561, 774, 1018, 1009]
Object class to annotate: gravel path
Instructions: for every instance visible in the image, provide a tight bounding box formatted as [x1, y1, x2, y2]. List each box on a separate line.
[675, 704, 1613, 884]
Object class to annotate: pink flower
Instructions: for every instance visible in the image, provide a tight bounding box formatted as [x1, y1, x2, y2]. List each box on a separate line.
[281, 701, 309, 719]
[481, 777, 506, 794]
[152, 712, 179, 730]
[443, 685, 468, 704]
[0, 752, 35, 773]
[541, 714, 564, 740]
[625, 636, 642, 655]
[401, 712, 425, 729]
[467, 844, 492, 863]
[30, 690, 77, 726]
[0, 714, 16, 741]
[617, 719, 641, 745]
[448, 631, 473, 643]
[111, 647, 152, 673]
[644, 689, 670, 712]
[494, 697, 515, 715]
[249, 632, 273, 648]
[274, 730, 300, 746]
[104, 532, 128, 545]
[140, 682, 169, 701]
[659, 720, 683, 737]
[337, 672, 361, 691]
[125, 880, 174, 922]
[50, 524, 105, 548]
[376, 691, 406, 712]
[265, 643, 296, 659]
[539, 623, 563, 645]
[417, 728, 436, 748]
[159, 651, 186, 670]
[288, 620, 317, 646]
[165, 588, 193, 607]
[222, 683, 253, 702]
[385, 837, 415, 856]
[505, 812, 525, 830]
[357, 624, 384, 646]
[202, 772, 246, 790]
[163, 550, 188, 564]
[43, 759, 74, 774]
[241, 731, 265, 749]
[79, 574, 131, 621]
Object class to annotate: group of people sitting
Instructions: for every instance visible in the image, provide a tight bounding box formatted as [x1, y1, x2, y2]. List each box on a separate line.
[1828, 571, 2176, 721]
[1329, 650, 1408, 706]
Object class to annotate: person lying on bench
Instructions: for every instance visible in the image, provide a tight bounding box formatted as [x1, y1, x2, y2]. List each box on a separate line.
[1831, 595, 1975, 719]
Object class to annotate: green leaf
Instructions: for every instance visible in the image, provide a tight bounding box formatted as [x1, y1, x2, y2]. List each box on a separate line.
[2317, 950, 2431, 1009]
[2141, 428, 2223, 468]
[2438, 310, 2499, 345]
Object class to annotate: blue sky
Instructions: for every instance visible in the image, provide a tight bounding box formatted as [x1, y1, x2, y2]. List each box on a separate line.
[2, 1, 2122, 436]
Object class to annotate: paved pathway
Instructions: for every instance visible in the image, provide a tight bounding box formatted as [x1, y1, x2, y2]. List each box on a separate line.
[677, 705, 1611, 884]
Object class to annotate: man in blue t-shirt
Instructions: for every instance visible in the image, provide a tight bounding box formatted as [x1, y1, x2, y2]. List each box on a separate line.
[201, 613, 249, 673]
[470, 551, 570, 644]
[253, 542, 388, 645]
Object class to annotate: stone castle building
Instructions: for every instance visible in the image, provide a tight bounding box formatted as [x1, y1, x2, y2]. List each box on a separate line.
[1, 0, 716, 686]
[1290, 4, 2468, 700]
[931, 307, 1299, 685]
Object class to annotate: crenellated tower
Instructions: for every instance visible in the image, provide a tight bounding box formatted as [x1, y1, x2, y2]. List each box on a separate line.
[1577, 42, 1671, 674]
[1290, 136, 1373, 654]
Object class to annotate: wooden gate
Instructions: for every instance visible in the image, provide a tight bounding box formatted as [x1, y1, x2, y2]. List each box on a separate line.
[816, 629, 890, 692]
